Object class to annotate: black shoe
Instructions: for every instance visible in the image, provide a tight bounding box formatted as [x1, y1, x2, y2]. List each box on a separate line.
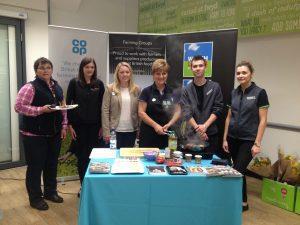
[77, 188, 81, 198]
[44, 193, 64, 203]
[242, 204, 249, 212]
[30, 199, 49, 210]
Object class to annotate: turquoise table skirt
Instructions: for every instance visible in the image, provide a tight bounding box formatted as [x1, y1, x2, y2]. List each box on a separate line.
[78, 154, 242, 225]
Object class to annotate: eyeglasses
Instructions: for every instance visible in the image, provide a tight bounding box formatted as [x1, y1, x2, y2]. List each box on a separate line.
[236, 71, 248, 75]
[37, 66, 52, 71]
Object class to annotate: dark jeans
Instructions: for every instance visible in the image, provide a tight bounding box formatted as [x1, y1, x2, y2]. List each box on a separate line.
[73, 123, 101, 184]
[227, 137, 254, 202]
[22, 133, 61, 203]
[116, 131, 137, 149]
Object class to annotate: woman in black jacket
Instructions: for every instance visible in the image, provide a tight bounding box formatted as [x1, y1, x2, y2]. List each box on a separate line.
[223, 61, 269, 211]
[15, 57, 67, 210]
[66, 57, 105, 185]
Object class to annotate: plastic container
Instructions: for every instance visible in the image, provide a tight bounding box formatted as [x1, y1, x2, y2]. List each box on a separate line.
[143, 151, 157, 161]
[165, 147, 171, 159]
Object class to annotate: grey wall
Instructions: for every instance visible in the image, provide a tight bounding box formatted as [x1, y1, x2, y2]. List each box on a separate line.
[50, 0, 138, 32]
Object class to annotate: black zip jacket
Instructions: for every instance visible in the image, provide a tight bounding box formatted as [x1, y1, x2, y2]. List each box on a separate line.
[180, 79, 224, 136]
[66, 78, 105, 125]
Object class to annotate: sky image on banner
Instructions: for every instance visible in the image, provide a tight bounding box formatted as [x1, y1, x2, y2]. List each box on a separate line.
[183, 41, 213, 78]
[182, 79, 192, 87]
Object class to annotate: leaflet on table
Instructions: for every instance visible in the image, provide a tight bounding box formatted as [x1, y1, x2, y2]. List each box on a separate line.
[111, 158, 144, 174]
[186, 166, 242, 177]
[187, 166, 206, 175]
[89, 148, 116, 159]
[203, 166, 242, 177]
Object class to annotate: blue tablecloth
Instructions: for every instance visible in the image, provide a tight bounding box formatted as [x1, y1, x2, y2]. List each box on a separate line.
[78, 154, 242, 225]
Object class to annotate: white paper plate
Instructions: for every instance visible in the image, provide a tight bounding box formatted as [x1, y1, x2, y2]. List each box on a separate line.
[49, 104, 78, 110]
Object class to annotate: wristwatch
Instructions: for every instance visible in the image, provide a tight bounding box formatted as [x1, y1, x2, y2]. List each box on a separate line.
[254, 142, 261, 147]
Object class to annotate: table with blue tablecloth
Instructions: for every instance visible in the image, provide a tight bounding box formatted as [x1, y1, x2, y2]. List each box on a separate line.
[78, 152, 242, 225]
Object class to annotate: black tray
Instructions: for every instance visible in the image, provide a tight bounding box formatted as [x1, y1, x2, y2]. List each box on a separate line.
[211, 158, 229, 166]
[166, 166, 188, 175]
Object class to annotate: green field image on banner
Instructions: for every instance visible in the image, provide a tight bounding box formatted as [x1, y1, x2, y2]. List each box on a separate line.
[183, 42, 213, 78]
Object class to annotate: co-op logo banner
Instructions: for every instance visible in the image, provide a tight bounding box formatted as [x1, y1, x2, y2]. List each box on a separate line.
[72, 39, 87, 55]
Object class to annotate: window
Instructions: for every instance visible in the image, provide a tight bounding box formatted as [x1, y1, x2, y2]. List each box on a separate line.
[0, 16, 25, 169]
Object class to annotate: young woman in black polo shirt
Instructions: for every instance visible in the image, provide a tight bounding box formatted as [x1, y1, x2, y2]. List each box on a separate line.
[223, 61, 269, 211]
[138, 59, 181, 149]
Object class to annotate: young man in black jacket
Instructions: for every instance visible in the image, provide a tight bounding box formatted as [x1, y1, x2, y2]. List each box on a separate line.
[180, 55, 223, 154]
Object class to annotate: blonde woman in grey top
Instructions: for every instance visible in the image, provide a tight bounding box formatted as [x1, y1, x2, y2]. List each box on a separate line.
[102, 62, 140, 148]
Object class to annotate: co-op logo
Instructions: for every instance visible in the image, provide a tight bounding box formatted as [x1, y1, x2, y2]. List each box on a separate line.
[72, 39, 87, 55]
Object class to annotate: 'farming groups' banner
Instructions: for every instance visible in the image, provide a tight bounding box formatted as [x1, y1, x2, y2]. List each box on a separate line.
[109, 34, 166, 88]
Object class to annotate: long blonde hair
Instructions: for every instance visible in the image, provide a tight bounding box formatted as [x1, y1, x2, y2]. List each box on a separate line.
[112, 62, 138, 94]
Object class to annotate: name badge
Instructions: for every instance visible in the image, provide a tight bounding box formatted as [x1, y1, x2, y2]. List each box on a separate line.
[162, 100, 172, 107]
[206, 89, 213, 95]
[247, 96, 256, 100]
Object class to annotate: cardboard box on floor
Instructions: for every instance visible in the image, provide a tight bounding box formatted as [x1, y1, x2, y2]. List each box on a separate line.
[261, 178, 296, 212]
[295, 186, 300, 214]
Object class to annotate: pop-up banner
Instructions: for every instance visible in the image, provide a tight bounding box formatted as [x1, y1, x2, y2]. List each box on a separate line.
[109, 33, 166, 87]
[49, 27, 237, 156]
[49, 25, 108, 92]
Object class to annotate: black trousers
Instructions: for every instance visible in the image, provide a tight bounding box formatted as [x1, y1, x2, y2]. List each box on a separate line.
[227, 137, 254, 202]
[139, 123, 168, 149]
[22, 133, 61, 203]
[116, 131, 137, 149]
[205, 134, 219, 155]
[73, 123, 101, 184]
